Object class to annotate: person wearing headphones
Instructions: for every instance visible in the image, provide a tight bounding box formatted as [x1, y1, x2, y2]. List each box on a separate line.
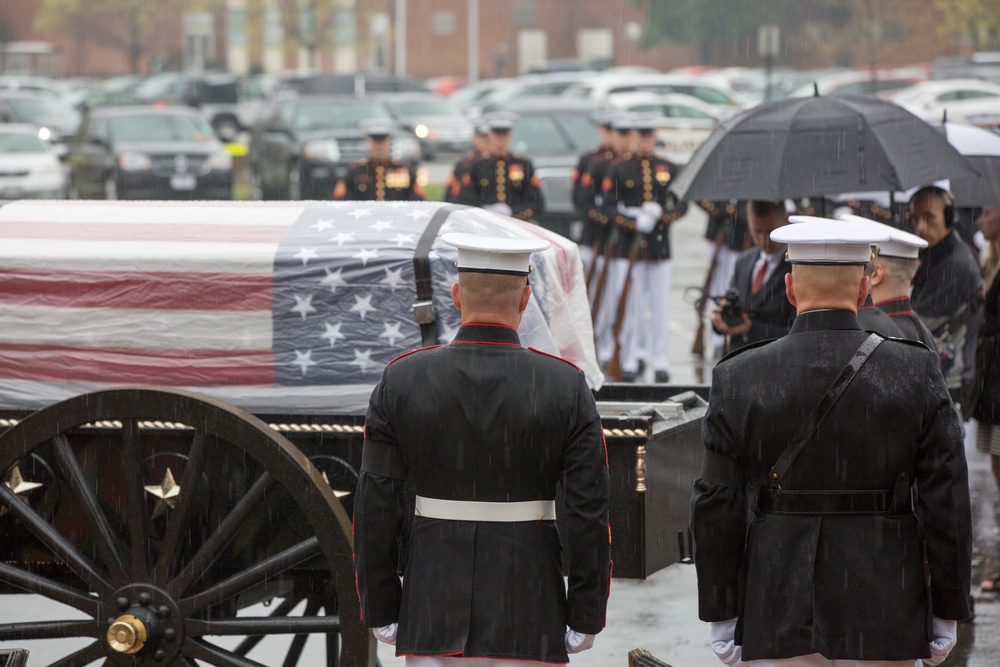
[909, 186, 984, 410]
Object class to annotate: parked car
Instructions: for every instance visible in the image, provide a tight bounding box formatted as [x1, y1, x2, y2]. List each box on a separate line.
[66, 106, 232, 200]
[606, 91, 723, 164]
[890, 78, 1000, 120]
[0, 75, 70, 99]
[0, 124, 67, 199]
[788, 68, 926, 99]
[248, 96, 421, 200]
[0, 91, 81, 156]
[560, 73, 743, 115]
[133, 72, 266, 140]
[377, 93, 473, 158]
[73, 75, 146, 111]
[492, 98, 603, 240]
[271, 73, 430, 99]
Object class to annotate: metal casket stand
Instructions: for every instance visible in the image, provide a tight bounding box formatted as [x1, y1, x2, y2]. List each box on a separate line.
[0, 649, 28, 667]
[557, 384, 708, 580]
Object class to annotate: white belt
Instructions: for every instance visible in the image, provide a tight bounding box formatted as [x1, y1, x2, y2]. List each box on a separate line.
[414, 496, 556, 522]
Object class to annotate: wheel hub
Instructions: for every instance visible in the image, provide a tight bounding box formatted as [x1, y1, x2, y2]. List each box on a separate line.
[104, 583, 184, 664]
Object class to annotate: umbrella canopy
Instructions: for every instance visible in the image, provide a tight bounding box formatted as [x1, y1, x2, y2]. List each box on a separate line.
[670, 94, 978, 202]
[936, 121, 1000, 207]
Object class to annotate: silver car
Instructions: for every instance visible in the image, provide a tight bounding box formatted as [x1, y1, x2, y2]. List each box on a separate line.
[0, 124, 67, 199]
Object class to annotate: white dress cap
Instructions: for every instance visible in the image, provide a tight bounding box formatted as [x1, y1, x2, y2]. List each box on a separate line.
[836, 213, 927, 259]
[774, 216, 890, 264]
[441, 232, 550, 276]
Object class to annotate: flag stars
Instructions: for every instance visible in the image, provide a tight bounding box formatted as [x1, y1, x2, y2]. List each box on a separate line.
[390, 232, 416, 247]
[331, 231, 356, 246]
[380, 322, 405, 346]
[321, 321, 347, 348]
[348, 207, 373, 219]
[291, 294, 317, 320]
[406, 209, 431, 220]
[311, 218, 336, 232]
[291, 349, 317, 376]
[320, 267, 347, 293]
[349, 348, 378, 370]
[380, 267, 407, 291]
[372, 219, 394, 233]
[352, 247, 380, 266]
[350, 294, 376, 320]
[293, 247, 319, 267]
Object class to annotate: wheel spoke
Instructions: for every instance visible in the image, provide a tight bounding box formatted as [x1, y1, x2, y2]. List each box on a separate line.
[232, 597, 300, 657]
[0, 619, 98, 640]
[0, 482, 112, 595]
[169, 471, 273, 598]
[121, 418, 149, 580]
[187, 615, 341, 637]
[154, 432, 208, 586]
[180, 537, 320, 615]
[49, 641, 104, 667]
[0, 561, 100, 616]
[51, 435, 128, 583]
[281, 598, 319, 667]
[184, 638, 270, 667]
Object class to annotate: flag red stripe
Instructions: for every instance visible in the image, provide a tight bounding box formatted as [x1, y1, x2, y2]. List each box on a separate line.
[0, 221, 292, 244]
[0, 269, 273, 311]
[0, 343, 274, 385]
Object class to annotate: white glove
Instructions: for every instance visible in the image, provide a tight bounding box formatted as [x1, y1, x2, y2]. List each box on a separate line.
[709, 618, 749, 667]
[923, 617, 957, 665]
[565, 628, 596, 654]
[373, 622, 397, 645]
[635, 211, 657, 234]
[641, 201, 663, 220]
[616, 201, 643, 219]
[594, 194, 604, 206]
[484, 202, 513, 216]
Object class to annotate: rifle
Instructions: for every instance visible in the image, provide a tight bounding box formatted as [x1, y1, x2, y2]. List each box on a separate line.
[691, 231, 725, 357]
[589, 226, 619, 321]
[606, 229, 644, 381]
[584, 239, 601, 292]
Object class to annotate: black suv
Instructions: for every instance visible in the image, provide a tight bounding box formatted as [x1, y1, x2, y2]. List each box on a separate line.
[248, 96, 421, 200]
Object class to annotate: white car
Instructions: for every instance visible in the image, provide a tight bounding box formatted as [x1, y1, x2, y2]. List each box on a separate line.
[606, 92, 723, 165]
[0, 124, 66, 200]
[560, 72, 743, 114]
[928, 96, 1000, 128]
[891, 78, 1000, 119]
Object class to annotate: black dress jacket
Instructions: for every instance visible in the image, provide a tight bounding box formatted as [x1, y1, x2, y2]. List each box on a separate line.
[877, 296, 938, 351]
[458, 152, 544, 220]
[857, 295, 903, 338]
[691, 309, 972, 661]
[354, 323, 611, 663]
[601, 152, 684, 261]
[973, 272, 1000, 425]
[333, 158, 423, 201]
[572, 146, 616, 249]
[725, 248, 796, 350]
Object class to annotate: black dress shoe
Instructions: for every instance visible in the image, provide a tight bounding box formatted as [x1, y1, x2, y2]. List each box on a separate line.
[654, 370, 671, 383]
[619, 370, 638, 383]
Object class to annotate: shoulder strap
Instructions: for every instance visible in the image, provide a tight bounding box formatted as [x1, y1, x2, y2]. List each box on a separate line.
[412, 205, 460, 346]
[769, 332, 883, 489]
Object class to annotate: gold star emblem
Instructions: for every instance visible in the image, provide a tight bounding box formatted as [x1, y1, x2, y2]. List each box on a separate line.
[320, 471, 351, 499]
[144, 468, 181, 520]
[0, 465, 43, 517]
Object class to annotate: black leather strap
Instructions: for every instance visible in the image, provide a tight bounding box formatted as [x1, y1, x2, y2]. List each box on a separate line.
[700, 449, 747, 488]
[758, 489, 893, 515]
[360, 439, 408, 480]
[413, 205, 461, 347]
[769, 333, 883, 489]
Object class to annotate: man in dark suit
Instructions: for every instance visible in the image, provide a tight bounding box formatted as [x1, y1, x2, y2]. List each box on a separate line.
[353, 233, 611, 666]
[691, 218, 971, 667]
[711, 200, 796, 351]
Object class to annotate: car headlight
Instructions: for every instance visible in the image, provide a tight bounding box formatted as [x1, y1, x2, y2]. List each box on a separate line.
[302, 139, 341, 162]
[391, 136, 421, 161]
[414, 124, 429, 139]
[117, 151, 152, 171]
[37, 127, 53, 141]
[207, 151, 233, 170]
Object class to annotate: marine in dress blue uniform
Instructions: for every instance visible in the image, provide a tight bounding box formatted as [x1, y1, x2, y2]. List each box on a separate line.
[333, 119, 424, 202]
[691, 219, 972, 667]
[354, 233, 611, 666]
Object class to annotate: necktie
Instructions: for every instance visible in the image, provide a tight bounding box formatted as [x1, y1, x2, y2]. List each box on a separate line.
[752, 260, 767, 295]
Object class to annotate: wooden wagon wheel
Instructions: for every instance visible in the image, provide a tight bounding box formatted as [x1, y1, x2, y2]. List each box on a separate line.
[0, 388, 376, 667]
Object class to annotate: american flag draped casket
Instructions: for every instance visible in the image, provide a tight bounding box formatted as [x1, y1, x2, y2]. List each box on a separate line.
[0, 200, 602, 414]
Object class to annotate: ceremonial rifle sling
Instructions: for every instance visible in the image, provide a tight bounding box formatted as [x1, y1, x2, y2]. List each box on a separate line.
[412, 205, 461, 347]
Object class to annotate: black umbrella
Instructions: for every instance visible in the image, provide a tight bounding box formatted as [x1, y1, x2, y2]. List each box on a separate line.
[934, 121, 1000, 207]
[671, 94, 979, 202]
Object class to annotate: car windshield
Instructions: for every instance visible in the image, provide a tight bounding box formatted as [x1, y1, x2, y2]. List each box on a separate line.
[557, 113, 600, 150]
[511, 114, 579, 156]
[4, 96, 79, 122]
[395, 99, 458, 116]
[109, 114, 216, 142]
[294, 101, 391, 131]
[0, 132, 47, 153]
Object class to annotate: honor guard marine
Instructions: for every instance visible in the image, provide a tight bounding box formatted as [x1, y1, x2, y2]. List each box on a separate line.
[333, 119, 424, 202]
[446, 120, 490, 204]
[456, 112, 543, 220]
[572, 110, 619, 275]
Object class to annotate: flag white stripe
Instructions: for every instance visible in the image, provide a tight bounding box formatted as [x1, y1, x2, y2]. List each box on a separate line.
[0, 201, 308, 226]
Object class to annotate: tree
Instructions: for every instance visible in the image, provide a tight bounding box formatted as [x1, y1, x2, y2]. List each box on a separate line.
[934, 0, 1000, 51]
[35, 0, 177, 73]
